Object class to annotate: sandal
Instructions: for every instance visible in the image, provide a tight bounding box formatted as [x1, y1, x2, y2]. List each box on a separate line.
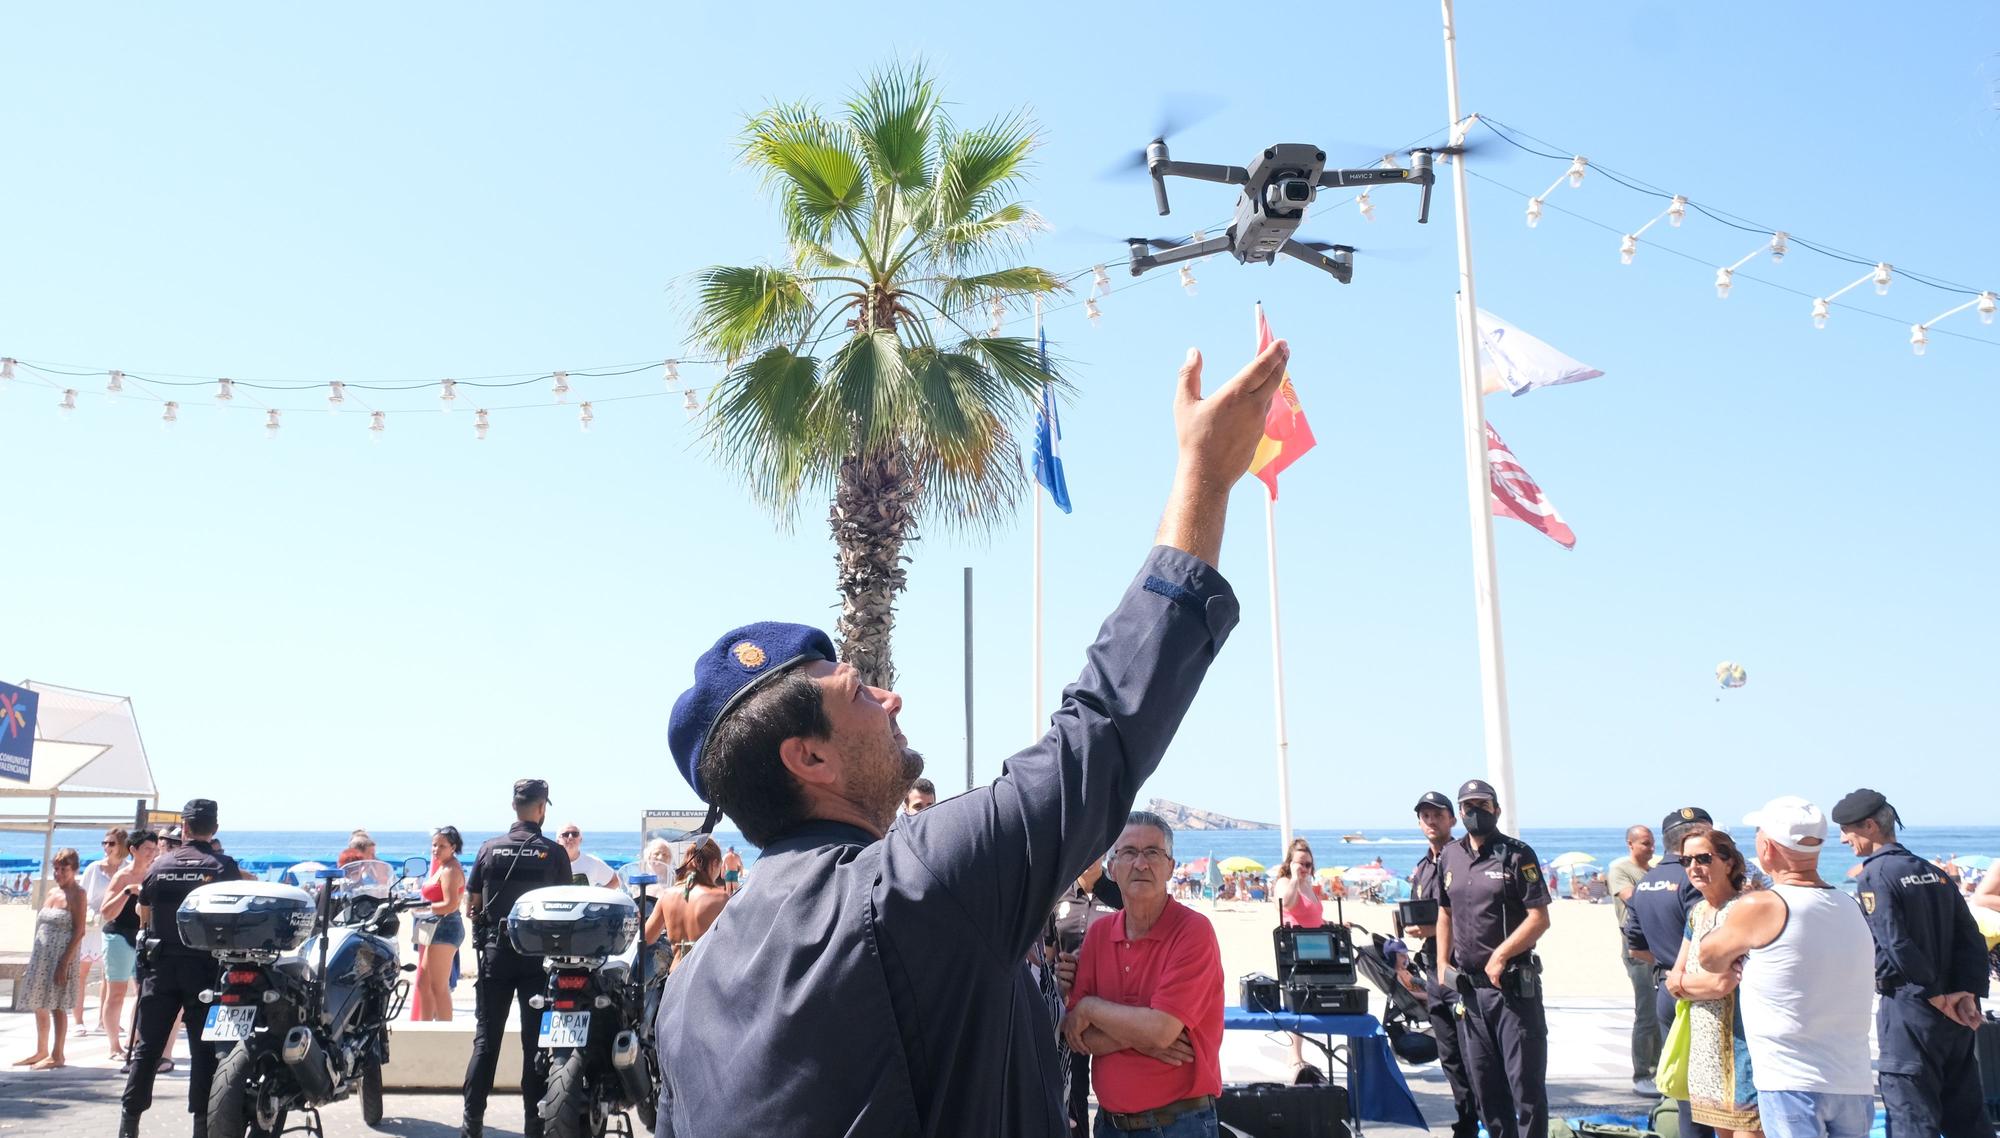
[156, 1058, 175, 1074]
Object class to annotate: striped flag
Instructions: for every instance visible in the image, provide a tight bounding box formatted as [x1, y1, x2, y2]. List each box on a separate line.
[1487, 422, 1575, 549]
[1032, 326, 1071, 513]
[1249, 305, 1317, 499]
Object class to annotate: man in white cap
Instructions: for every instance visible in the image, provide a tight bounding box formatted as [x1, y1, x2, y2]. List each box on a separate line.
[1696, 797, 1876, 1138]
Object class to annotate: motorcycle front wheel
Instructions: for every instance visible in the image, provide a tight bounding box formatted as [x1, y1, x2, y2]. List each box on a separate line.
[541, 1051, 591, 1138]
[361, 1055, 384, 1126]
[209, 1045, 287, 1138]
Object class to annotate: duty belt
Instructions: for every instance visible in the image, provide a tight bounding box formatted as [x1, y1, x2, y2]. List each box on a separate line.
[1103, 1095, 1215, 1131]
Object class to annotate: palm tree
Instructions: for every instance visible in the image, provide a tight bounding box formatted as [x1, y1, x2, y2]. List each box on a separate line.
[689, 63, 1067, 689]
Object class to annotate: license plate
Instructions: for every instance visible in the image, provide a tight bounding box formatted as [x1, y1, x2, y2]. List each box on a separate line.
[204, 1006, 258, 1043]
[538, 1010, 591, 1048]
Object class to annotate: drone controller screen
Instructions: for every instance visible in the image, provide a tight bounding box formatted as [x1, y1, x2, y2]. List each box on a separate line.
[1292, 931, 1336, 962]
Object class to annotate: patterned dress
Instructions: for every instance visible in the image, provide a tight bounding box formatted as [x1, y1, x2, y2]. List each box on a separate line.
[18, 905, 79, 1012]
[1684, 899, 1760, 1131]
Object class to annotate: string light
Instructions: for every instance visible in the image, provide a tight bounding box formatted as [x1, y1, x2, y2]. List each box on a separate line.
[1618, 197, 1685, 264]
[1872, 263, 1893, 297]
[161, 401, 178, 426]
[1910, 324, 1929, 357]
[0, 358, 14, 382]
[1619, 234, 1637, 264]
[265, 408, 282, 437]
[1716, 233, 1789, 300]
[1714, 268, 1734, 300]
[1565, 156, 1588, 188]
[1911, 291, 2000, 355]
[475, 409, 490, 440]
[440, 378, 457, 411]
[327, 381, 345, 410]
[1982, 292, 1998, 325]
[1357, 192, 1375, 222]
[552, 370, 570, 402]
[369, 410, 386, 439]
[1091, 265, 1111, 297]
[215, 377, 234, 402]
[1812, 297, 1831, 330]
[1812, 266, 1885, 329]
[1525, 198, 1543, 228]
[1178, 264, 1197, 296]
[579, 401, 594, 432]
[1770, 232, 1788, 263]
[663, 359, 680, 389]
[1667, 194, 1687, 228]
[1084, 297, 1101, 326]
[987, 295, 1005, 335]
[682, 388, 701, 415]
[58, 389, 77, 415]
[107, 370, 124, 398]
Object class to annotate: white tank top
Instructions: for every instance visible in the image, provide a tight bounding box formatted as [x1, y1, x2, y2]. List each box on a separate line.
[1736, 883, 1876, 1095]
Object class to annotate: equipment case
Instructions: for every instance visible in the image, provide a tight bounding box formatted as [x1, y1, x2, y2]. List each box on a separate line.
[1217, 1082, 1350, 1138]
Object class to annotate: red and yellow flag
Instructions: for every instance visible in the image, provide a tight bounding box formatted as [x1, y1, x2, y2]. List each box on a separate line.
[1249, 305, 1317, 499]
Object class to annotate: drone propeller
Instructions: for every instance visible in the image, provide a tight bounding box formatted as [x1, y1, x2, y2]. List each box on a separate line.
[1102, 93, 1226, 177]
[1295, 239, 1426, 262]
[1126, 235, 1187, 250]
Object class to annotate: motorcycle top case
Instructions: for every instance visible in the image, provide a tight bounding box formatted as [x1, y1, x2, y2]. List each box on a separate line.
[178, 881, 317, 953]
[507, 885, 638, 958]
[1217, 1081, 1351, 1138]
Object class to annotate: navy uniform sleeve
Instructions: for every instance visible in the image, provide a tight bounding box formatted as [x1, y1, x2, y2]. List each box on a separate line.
[467, 841, 488, 896]
[1860, 859, 1937, 993]
[1435, 848, 1454, 909]
[138, 862, 159, 909]
[1946, 889, 1991, 996]
[891, 547, 1238, 963]
[549, 842, 573, 885]
[1622, 900, 1647, 953]
[1513, 842, 1552, 908]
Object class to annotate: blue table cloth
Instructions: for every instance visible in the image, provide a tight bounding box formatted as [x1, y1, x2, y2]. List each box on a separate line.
[1222, 1005, 1428, 1129]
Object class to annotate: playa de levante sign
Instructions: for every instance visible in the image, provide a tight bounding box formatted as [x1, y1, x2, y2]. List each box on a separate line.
[0, 680, 38, 782]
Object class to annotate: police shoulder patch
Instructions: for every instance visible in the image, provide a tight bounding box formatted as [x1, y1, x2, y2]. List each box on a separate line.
[1860, 891, 1876, 914]
[732, 641, 768, 669]
[1523, 864, 1539, 883]
[1445, 870, 1453, 890]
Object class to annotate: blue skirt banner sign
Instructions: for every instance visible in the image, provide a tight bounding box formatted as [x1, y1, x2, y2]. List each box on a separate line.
[0, 681, 38, 782]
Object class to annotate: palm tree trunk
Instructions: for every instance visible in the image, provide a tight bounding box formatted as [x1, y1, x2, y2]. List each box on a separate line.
[830, 448, 917, 689]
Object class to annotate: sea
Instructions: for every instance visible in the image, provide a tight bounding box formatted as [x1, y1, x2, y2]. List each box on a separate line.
[5, 825, 1997, 882]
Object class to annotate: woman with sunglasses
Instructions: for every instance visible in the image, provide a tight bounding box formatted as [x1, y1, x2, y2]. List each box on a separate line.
[97, 831, 159, 1061]
[75, 828, 130, 1041]
[1666, 830, 1762, 1138]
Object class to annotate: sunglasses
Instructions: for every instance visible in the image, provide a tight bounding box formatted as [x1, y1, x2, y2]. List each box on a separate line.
[1686, 852, 1727, 866]
[560, 831, 580, 839]
[101, 840, 117, 847]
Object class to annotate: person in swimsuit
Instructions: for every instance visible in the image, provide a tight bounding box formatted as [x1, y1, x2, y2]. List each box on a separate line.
[644, 836, 730, 972]
[414, 826, 467, 1022]
[98, 831, 159, 1062]
[721, 846, 743, 894]
[1271, 836, 1327, 1072]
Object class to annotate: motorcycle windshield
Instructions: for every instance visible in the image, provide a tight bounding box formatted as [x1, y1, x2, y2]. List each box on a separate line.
[342, 860, 394, 900]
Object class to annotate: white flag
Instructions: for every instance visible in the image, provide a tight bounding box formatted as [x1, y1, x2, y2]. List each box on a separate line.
[1477, 309, 1603, 398]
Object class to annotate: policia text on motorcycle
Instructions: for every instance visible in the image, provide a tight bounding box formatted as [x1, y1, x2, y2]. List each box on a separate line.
[120, 798, 244, 1138]
[462, 778, 572, 1138]
[1434, 778, 1552, 1138]
[1832, 788, 1992, 1138]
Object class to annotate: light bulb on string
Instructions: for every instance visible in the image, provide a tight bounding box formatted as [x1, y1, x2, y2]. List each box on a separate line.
[327, 381, 345, 412]
[552, 370, 570, 402]
[216, 377, 234, 402]
[475, 409, 490, 441]
[1091, 265, 1111, 296]
[1715, 267, 1734, 300]
[0, 358, 14, 382]
[1873, 264, 1892, 297]
[579, 402, 594, 432]
[107, 370, 124, 399]
[440, 378, 457, 412]
[1812, 298, 1830, 329]
[265, 408, 282, 438]
[161, 401, 178, 427]
[1979, 292, 1997, 325]
[1566, 156, 1588, 188]
[1770, 232, 1788, 263]
[988, 295, 1005, 335]
[1085, 297, 1101, 327]
[1178, 264, 1197, 296]
[58, 389, 77, 416]
[1910, 324, 1929, 357]
[683, 389, 701, 416]
[1619, 235, 1637, 265]
[663, 359, 680, 389]
[369, 410, 386, 441]
[1667, 195, 1687, 228]
[1357, 192, 1375, 222]
[1525, 198, 1543, 228]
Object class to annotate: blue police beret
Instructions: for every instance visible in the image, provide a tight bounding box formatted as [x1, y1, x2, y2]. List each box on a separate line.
[668, 622, 837, 803]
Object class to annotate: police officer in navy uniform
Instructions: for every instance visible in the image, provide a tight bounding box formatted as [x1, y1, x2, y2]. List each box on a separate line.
[462, 778, 572, 1138]
[119, 798, 242, 1138]
[1623, 807, 1712, 1138]
[1407, 790, 1480, 1138]
[1833, 788, 1993, 1138]
[651, 340, 1287, 1136]
[1435, 779, 1551, 1138]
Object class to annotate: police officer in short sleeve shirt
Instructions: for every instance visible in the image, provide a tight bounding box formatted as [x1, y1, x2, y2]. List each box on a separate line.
[1834, 788, 1992, 1138]
[119, 798, 243, 1138]
[1435, 779, 1551, 1138]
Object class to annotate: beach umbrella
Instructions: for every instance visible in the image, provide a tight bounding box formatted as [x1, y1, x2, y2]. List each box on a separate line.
[1182, 857, 1210, 874]
[1218, 856, 1265, 875]
[1954, 854, 1994, 870]
[1549, 851, 1597, 870]
[1317, 866, 1348, 879]
[1345, 864, 1392, 882]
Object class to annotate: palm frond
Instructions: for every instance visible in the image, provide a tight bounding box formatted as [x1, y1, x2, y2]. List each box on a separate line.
[846, 62, 938, 195]
[930, 267, 1069, 312]
[929, 112, 1038, 232]
[689, 265, 821, 359]
[701, 348, 837, 522]
[741, 106, 871, 246]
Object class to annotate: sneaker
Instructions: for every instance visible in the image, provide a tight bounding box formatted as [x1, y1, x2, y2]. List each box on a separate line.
[1633, 1076, 1659, 1098]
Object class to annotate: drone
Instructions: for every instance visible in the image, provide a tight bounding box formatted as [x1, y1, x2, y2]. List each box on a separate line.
[1121, 139, 1443, 283]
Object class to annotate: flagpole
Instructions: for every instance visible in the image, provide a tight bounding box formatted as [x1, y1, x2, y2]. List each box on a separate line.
[1256, 303, 1295, 855]
[1032, 298, 1046, 740]
[1440, 0, 1520, 824]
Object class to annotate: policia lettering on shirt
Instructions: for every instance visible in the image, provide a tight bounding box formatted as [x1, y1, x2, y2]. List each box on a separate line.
[1434, 779, 1552, 1138]
[1622, 807, 1714, 1138]
[652, 340, 1289, 1137]
[461, 778, 572, 1138]
[1833, 788, 1991, 1138]
[119, 798, 244, 1138]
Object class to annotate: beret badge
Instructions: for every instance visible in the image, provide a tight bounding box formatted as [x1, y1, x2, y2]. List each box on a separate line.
[732, 642, 768, 669]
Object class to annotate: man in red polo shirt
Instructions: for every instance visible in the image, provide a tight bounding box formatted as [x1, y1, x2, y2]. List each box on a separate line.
[1062, 811, 1224, 1136]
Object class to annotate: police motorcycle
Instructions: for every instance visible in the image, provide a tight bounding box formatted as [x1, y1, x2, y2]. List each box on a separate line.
[178, 860, 428, 1136]
[508, 874, 661, 1138]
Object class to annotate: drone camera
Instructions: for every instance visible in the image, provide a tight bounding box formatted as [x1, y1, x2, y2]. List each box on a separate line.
[1265, 177, 1315, 213]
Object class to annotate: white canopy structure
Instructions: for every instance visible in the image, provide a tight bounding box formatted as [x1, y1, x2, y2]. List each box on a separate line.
[0, 682, 159, 902]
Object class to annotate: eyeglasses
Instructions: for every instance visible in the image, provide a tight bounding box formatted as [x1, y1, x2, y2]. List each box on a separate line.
[1111, 847, 1172, 865]
[1686, 852, 1722, 866]
[560, 831, 580, 839]
[101, 840, 117, 847]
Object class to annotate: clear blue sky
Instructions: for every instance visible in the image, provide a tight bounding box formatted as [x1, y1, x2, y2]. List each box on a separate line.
[4, 3, 1996, 834]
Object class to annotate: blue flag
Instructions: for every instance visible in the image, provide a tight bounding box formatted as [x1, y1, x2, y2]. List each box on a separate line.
[1032, 328, 1071, 514]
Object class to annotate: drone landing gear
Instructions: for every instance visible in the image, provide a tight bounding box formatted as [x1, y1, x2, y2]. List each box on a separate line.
[1279, 240, 1353, 284]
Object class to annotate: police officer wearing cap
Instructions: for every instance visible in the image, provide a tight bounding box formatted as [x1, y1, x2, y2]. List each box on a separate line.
[652, 340, 1288, 1137]
[1407, 790, 1480, 1138]
[462, 778, 572, 1138]
[1833, 788, 1991, 1138]
[1623, 807, 1714, 1138]
[119, 798, 243, 1138]
[1435, 778, 1551, 1138]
